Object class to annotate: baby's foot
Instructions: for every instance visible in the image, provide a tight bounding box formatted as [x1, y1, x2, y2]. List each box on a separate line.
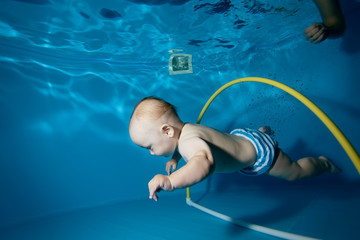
[319, 156, 341, 173]
[259, 126, 274, 136]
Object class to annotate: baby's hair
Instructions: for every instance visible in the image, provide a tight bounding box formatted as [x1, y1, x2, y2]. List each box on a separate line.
[131, 96, 179, 121]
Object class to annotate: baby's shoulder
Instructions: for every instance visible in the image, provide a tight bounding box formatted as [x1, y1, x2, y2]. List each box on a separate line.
[179, 123, 223, 142]
[179, 123, 202, 139]
[178, 124, 214, 160]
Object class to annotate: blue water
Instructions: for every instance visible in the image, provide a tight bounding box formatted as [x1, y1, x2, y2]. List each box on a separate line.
[1, 0, 360, 239]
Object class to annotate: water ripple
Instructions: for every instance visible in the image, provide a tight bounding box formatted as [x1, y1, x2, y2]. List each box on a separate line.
[0, 0, 318, 140]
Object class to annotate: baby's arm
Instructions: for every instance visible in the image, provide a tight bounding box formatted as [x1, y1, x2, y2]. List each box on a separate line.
[168, 150, 214, 188]
[148, 138, 214, 201]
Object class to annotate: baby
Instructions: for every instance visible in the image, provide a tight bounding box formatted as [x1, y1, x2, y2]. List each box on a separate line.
[129, 97, 340, 201]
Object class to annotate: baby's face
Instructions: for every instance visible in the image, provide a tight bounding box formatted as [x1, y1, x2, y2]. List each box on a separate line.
[129, 118, 177, 157]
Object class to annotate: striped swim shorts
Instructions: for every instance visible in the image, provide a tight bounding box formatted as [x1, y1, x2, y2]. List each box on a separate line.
[230, 128, 278, 176]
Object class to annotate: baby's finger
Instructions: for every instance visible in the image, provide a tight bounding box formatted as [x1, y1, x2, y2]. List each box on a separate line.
[166, 165, 171, 175]
[149, 188, 159, 201]
[152, 193, 158, 201]
[166, 163, 176, 175]
[172, 164, 177, 172]
[148, 180, 157, 198]
[169, 165, 174, 174]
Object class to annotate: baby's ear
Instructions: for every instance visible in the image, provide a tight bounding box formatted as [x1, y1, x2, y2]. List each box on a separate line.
[161, 124, 175, 138]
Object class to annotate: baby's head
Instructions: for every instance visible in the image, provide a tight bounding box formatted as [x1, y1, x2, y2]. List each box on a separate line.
[129, 97, 183, 157]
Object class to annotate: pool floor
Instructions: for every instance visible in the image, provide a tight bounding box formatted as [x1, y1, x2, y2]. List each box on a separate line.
[0, 184, 359, 240]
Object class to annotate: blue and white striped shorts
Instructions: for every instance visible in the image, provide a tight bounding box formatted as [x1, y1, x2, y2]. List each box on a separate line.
[230, 128, 278, 176]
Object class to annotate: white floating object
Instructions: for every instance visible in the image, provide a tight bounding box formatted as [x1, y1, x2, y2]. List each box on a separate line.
[169, 53, 193, 75]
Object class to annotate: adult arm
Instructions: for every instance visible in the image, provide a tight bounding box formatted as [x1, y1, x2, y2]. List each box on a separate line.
[305, 0, 346, 43]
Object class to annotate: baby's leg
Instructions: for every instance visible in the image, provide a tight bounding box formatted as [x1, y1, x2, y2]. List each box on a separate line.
[268, 149, 341, 181]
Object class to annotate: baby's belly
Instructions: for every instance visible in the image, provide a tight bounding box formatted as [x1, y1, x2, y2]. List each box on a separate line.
[208, 142, 256, 173]
[214, 157, 255, 173]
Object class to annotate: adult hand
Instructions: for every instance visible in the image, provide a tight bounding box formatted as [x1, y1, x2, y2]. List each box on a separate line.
[304, 22, 327, 44]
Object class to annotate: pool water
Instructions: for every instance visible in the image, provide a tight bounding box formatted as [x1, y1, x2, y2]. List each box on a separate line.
[0, 0, 360, 239]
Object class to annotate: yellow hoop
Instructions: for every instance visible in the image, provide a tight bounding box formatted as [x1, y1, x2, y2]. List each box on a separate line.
[187, 77, 360, 199]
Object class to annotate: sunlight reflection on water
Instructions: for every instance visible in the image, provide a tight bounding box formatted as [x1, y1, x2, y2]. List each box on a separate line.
[0, 0, 320, 142]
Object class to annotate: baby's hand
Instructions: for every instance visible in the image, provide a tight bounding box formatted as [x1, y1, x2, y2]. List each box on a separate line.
[165, 158, 178, 175]
[304, 23, 327, 44]
[148, 174, 174, 201]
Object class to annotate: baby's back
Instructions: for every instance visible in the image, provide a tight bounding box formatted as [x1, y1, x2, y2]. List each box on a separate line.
[178, 123, 257, 172]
